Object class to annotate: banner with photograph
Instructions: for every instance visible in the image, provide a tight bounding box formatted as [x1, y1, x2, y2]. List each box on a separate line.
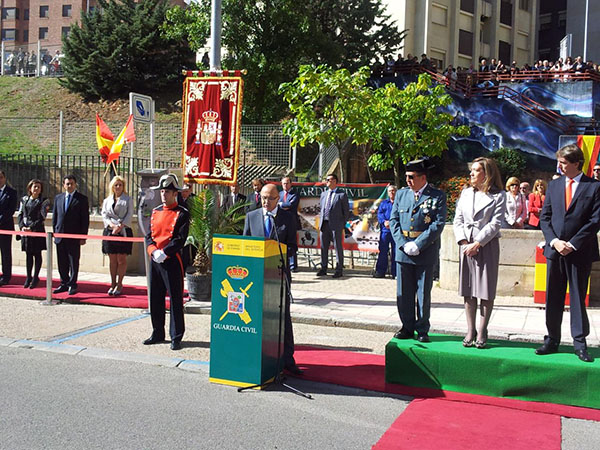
[182, 76, 244, 185]
[283, 182, 390, 252]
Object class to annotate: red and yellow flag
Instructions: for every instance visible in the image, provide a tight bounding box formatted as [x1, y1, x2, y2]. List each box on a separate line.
[107, 115, 136, 164]
[96, 114, 114, 163]
[577, 135, 600, 176]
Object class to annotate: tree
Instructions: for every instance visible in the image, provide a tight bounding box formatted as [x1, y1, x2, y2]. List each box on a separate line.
[488, 147, 526, 180]
[366, 74, 470, 185]
[162, 0, 404, 123]
[61, 0, 194, 99]
[279, 65, 374, 182]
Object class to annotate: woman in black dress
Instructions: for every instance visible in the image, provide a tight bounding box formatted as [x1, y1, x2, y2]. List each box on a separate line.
[18, 179, 50, 289]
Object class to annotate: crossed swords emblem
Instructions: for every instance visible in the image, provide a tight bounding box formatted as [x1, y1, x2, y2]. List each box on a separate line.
[219, 279, 254, 324]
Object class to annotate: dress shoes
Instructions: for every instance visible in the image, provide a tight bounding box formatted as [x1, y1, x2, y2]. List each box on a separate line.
[29, 277, 39, 289]
[373, 272, 385, 278]
[332, 271, 343, 278]
[23, 278, 32, 288]
[417, 333, 430, 343]
[68, 286, 78, 295]
[0, 280, 8, 286]
[316, 269, 327, 276]
[170, 340, 182, 351]
[535, 342, 559, 355]
[575, 348, 594, 363]
[143, 336, 165, 345]
[284, 363, 304, 375]
[53, 285, 69, 294]
[394, 328, 414, 339]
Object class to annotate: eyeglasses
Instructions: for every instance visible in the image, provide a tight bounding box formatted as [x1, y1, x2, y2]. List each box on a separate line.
[261, 196, 278, 201]
[325, 178, 335, 182]
[405, 174, 420, 180]
[510, 184, 518, 187]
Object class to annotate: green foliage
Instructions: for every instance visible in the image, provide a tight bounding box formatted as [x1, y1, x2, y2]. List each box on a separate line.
[438, 176, 469, 222]
[60, 0, 194, 99]
[488, 147, 526, 181]
[186, 189, 246, 274]
[161, 0, 404, 123]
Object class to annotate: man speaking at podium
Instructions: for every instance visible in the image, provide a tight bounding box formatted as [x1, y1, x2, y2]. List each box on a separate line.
[243, 183, 302, 375]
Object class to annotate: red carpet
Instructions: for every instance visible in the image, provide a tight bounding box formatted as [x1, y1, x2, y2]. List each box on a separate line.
[372, 398, 560, 450]
[294, 345, 600, 421]
[1, 274, 159, 309]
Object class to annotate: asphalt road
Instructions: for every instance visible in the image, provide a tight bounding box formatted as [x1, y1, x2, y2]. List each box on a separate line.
[0, 345, 407, 450]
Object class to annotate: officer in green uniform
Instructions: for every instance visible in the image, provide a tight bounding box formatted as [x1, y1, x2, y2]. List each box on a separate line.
[389, 158, 447, 342]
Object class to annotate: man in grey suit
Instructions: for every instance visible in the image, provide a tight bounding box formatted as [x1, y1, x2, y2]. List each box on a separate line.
[317, 173, 350, 278]
[243, 183, 302, 375]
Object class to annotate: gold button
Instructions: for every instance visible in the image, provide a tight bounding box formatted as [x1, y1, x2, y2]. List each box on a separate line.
[410, 226, 414, 230]
[411, 218, 414, 222]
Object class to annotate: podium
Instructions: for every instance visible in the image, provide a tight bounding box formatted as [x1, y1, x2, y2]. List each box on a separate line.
[209, 234, 286, 388]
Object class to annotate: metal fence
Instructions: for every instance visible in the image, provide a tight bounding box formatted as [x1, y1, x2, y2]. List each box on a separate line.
[1, 42, 64, 77]
[0, 154, 178, 212]
[0, 116, 291, 168]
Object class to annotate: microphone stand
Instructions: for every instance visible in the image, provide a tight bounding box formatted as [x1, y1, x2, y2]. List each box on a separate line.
[238, 212, 312, 399]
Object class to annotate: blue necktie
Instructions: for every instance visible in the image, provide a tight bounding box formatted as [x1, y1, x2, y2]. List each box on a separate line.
[264, 213, 272, 237]
[65, 194, 71, 210]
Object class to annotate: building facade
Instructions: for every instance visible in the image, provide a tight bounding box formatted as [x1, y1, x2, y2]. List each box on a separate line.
[382, 0, 538, 69]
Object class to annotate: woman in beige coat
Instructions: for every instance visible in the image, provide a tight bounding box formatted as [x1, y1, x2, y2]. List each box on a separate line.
[453, 157, 506, 348]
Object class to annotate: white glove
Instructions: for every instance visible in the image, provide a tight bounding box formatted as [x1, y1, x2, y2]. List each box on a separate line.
[403, 241, 420, 256]
[152, 249, 167, 263]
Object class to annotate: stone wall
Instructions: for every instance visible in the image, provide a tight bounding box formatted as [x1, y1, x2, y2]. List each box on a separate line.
[439, 225, 600, 304]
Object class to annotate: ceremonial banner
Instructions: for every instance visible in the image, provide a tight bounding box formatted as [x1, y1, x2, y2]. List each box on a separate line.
[182, 76, 244, 185]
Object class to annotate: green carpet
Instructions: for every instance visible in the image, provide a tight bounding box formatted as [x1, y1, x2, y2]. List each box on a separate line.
[385, 334, 600, 409]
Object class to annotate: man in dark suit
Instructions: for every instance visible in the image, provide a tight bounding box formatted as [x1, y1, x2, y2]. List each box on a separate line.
[389, 159, 446, 342]
[537, 144, 600, 362]
[245, 178, 265, 212]
[243, 183, 301, 375]
[52, 175, 89, 295]
[279, 176, 300, 271]
[317, 173, 349, 278]
[0, 170, 18, 285]
[221, 182, 247, 211]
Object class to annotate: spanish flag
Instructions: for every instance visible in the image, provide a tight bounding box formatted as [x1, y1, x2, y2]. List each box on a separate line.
[96, 114, 114, 163]
[577, 135, 600, 176]
[107, 115, 136, 164]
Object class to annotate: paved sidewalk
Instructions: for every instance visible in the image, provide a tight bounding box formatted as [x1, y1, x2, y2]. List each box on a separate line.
[9, 263, 600, 347]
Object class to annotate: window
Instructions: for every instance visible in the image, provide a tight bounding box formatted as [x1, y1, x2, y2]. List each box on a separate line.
[499, 40, 511, 64]
[1, 29, 17, 41]
[62, 5, 72, 18]
[23, 30, 29, 42]
[39, 27, 48, 40]
[460, 0, 475, 14]
[1, 7, 19, 20]
[24, 9, 29, 20]
[62, 27, 70, 38]
[558, 11, 567, 28]
[519, 0, 529, 11]
[500, 1, 512, 26]
[459, 29, 473, 56]
[431, 4, 447, 26]
[539, 13, 552, 31]
[39, 5, 49, 18]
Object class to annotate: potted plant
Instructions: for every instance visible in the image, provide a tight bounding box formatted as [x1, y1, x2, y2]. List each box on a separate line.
[185, 188, 247, 301]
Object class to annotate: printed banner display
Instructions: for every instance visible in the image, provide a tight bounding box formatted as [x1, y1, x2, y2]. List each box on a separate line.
[289, 182, 389, 252]
[182, 76, 244, 185]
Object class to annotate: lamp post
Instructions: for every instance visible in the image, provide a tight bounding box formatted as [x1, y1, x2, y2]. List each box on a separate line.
[583, 0, 589, 62]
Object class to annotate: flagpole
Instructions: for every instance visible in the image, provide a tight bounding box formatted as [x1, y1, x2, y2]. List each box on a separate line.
[210, 0, 222, 70]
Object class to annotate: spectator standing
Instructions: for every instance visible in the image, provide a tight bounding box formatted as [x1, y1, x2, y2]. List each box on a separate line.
[52, 175, 90, 295]
[279, 176, 300, 271]
[101, 176, 134, 296]
[374, 185, 397, 279]
[17, 179, 49, 289]
[502, 176, 527, 229]
[246, 178, 265, 212]
[317, 174, 349, 278]
[221, 182, 246, 211]
[526, 179, 547, 230]
[453, 157, 506, 348]
[520, 181, 531, 224]
[593, 163, 600, 181]
[0, 171, 18, 285]
[390, 159, 446, 343]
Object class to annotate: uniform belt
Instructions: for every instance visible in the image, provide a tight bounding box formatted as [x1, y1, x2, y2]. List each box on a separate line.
[402, 231, 423, 238]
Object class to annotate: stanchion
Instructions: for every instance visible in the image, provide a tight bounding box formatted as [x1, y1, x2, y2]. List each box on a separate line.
[41, 231, 59, 305]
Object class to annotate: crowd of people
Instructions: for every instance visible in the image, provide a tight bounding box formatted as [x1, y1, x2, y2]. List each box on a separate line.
[3, 49, 63, 76]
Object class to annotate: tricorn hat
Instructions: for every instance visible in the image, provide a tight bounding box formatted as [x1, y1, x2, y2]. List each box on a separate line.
[405, 157, 434, 174]
[150, 174, 181, 191]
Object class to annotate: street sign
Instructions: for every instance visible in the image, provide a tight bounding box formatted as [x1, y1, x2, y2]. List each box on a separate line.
[129, 92, 153, 123]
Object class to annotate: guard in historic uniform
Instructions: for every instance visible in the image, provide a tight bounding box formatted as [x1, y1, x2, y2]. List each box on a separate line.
[143, 174, 189, 350]
[389, 158, 447, 342]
